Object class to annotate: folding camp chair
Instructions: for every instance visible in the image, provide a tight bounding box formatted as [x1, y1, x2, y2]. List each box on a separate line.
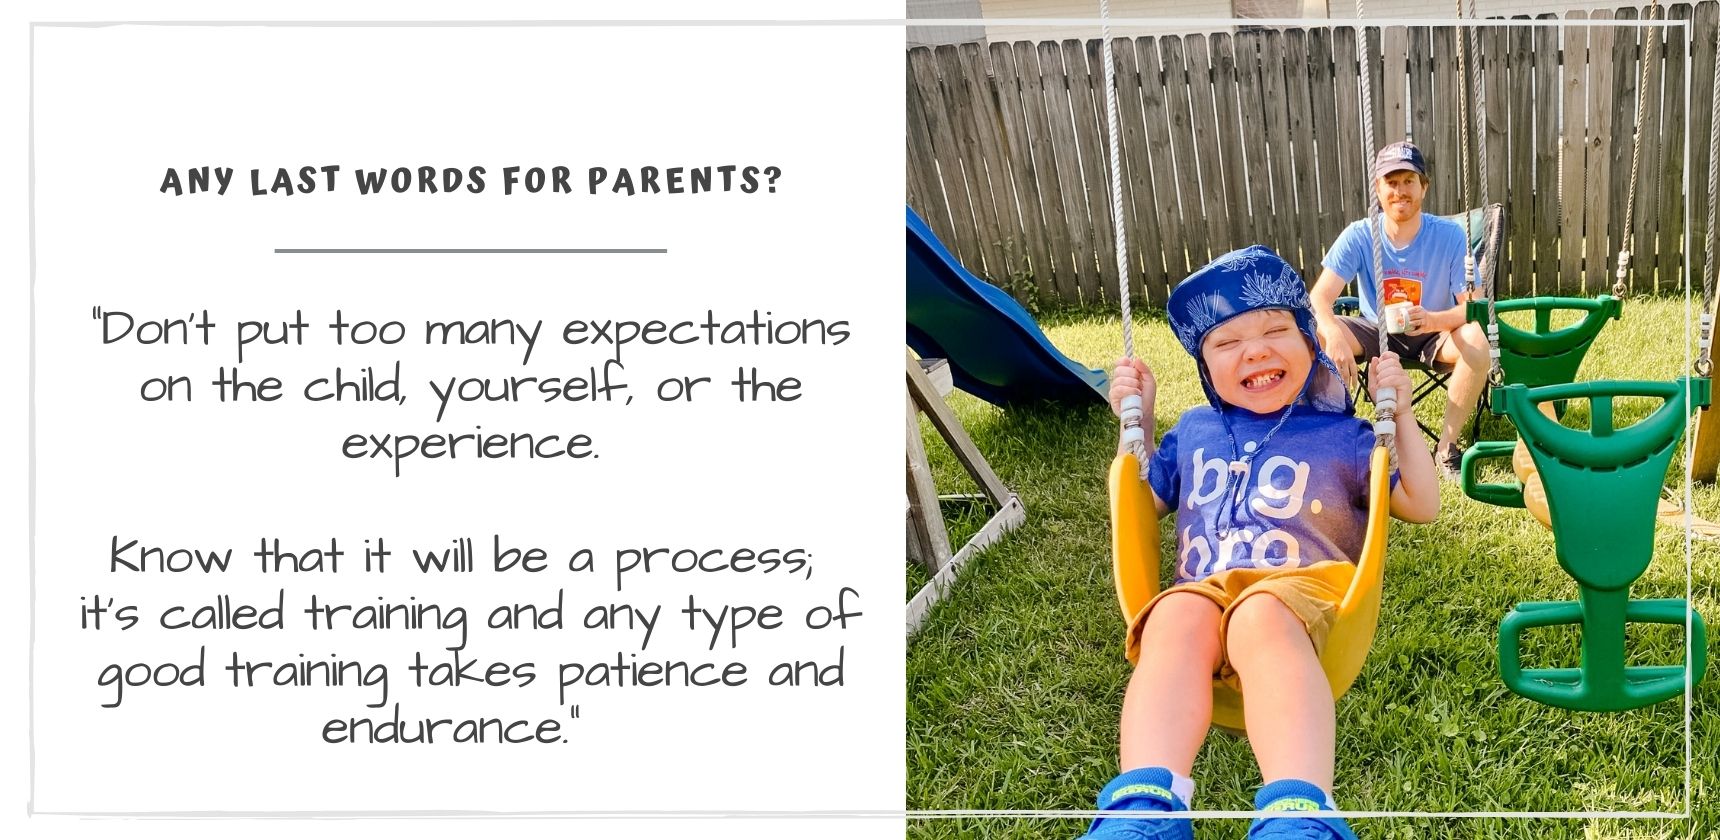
[1336, 203, 1504, 442]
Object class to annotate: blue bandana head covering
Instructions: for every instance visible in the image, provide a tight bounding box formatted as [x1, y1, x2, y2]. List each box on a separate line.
[1167, 245, 1352, 415]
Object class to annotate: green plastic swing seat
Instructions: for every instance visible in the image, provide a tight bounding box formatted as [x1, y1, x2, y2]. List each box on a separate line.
[1486, 378, 1710, 712]
[1465, 295, 1622, 397]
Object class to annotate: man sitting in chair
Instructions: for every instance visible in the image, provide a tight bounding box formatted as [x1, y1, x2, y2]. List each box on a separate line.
[1311, 140, 1490, 480]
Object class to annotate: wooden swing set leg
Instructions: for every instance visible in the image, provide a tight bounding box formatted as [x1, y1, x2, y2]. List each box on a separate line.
[905, 355, 1026, 638]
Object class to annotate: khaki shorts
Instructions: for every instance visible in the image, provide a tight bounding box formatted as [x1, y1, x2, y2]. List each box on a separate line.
[1125, 561, 1352, 692]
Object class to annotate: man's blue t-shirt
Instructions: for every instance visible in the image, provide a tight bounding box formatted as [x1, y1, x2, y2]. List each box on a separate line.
[1322, 213, 1468, 320]
[1147, 406, 1379, 584]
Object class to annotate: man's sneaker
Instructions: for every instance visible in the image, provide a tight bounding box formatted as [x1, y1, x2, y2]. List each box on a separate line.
[1436, 444, 1464, 483]
[1079, 767, 1193, 840]
[1246, 779, 1359, 840]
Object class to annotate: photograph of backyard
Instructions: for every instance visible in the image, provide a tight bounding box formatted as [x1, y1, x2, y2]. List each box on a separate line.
[905, 2, 1720, 838]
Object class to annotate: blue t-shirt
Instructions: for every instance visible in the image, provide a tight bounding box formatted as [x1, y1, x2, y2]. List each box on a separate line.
[1147, 406, 1380, 584]
[1322, 213, 1468, 320]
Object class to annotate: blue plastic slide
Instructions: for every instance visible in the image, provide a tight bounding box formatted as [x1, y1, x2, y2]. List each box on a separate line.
[907, 207, 1107, 407]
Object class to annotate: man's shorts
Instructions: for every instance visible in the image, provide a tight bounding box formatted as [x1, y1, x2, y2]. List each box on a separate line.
[1339, 314, 1454, 373]
[1124, 561, 1352, 692]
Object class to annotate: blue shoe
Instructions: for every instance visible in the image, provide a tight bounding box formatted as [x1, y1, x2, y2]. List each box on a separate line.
[1079, 767, 1193, 839]
[1246, 779, 1359, 840]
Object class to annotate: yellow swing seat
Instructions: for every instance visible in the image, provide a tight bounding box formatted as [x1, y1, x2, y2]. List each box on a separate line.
[1108, 446, 1392, 733]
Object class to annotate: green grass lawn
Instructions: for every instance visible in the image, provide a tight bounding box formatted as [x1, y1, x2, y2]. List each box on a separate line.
[907, 296, 1720, 840]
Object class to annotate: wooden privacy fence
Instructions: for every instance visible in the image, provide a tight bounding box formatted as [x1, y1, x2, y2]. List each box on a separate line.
[906, 2, 1720, 309]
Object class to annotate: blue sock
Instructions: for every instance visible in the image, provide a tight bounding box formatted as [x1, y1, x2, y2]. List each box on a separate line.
[1083, 767, 1191, 838]
[1248, 779, 1358, 840]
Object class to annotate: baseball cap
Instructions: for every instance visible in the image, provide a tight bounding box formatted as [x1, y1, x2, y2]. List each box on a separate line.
[1373, 140, 1427, 179]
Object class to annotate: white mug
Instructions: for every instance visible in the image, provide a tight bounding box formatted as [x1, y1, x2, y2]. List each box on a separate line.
[1384, 301, 1412, 335]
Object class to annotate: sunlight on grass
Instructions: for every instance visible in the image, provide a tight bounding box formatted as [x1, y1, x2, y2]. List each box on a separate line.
[907, 296, 1719, 839]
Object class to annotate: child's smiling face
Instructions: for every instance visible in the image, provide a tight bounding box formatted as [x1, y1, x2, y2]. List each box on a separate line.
[1200, 309, 1314, 414]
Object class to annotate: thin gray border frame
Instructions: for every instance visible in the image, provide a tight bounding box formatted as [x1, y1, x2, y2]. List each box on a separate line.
[26, 15, 1700, 827]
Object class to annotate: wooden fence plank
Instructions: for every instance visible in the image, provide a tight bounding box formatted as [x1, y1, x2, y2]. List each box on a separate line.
[939, 45, 1008, 283]
[1035, 41, 1087, 300]
[1433, 25, 1460, 215]
[1261, 30, 1299, 261]
[1585, 11, 1617, 296]
[1211, 33, 1255, 249]
[1560, 13, 1589, 296]
[959, 44, 1023, 282]
[1482, 26, 1509, 223]
[989, 43, 1055, 301]
[1162, 36, 1211, 271]
[1610, 8, 1645, 293]
[933, 45, 997, 275]
[905, 52, 953, 247]
[1112, 36, 1165, 301]
[1014, 41, 1076, 299]
[1234, 30, 1272, 250]
[1506, 19, 1536, 297]
[1534, 17, 1562, 295]
[909, 48, 981, 269]
[1186, 36, 1234, 259]
[1068, 39, 1115, 303]
[1141, 37, 1191, 283]
[1381, 26, 1406, 150]
[1408, 26, 1434, 151]
[1040, 41, 1096, 303]
[1658, 4, 1690, 295]
[1307, 28, 1342, 267]
[1284, 29, 1322, 276]
[1333, 26, 1365, 224]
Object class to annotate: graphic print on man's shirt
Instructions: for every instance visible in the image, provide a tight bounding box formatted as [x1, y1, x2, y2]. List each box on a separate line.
[1382, 275, 1423, 306]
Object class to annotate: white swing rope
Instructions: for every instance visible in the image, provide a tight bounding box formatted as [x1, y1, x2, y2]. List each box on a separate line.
[1098, 0, 1149, 472]
[1356, 1, 1399, 462]
[1456, 0, 1475, 296]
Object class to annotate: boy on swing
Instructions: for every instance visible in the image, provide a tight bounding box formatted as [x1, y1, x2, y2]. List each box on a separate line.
[1082, 246, 1439, 839]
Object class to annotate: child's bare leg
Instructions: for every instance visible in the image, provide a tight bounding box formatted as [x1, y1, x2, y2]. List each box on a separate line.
[1224, 593, 1334, 790]
[1119, 592, 1223, 775]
